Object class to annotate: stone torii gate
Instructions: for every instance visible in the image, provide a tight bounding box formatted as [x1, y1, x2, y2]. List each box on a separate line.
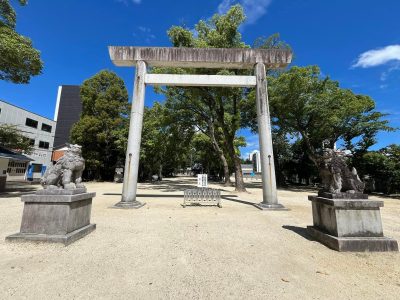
[109, 47, 292, 210]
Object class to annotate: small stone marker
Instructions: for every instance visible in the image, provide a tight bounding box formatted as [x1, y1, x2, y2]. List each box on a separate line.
[197, 174, 208, 188]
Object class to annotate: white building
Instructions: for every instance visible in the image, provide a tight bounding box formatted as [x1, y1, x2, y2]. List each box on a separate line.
[249, 150, 261, 173]
[0, 100, 56, 181]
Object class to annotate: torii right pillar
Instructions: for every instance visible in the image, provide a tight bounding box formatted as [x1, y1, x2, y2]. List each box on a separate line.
[254, 62, 287, 210]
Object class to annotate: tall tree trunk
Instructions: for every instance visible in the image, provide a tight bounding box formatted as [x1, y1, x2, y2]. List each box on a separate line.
[224, 137, 246, 192]
[233, 155, 246, 191]
[208, 120, 231, 186]
[299, 130, 320, 168]
[158, 164, 163, 181]
[214, 96, 246, 192]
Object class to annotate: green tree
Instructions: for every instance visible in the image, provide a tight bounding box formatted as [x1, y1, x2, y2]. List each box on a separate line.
[70, 70, 129, 180]
[268, 66, 391, 168]
[159, 5, 291, 191]
[357, 145, 400, 194]
[163, 85, 233, 185]
[190, 132, 225, 177]
[139, 101, 194, 180]
[242, 65, 392, 186]
[0, 124, 33, 153]
[0, 0, 43, 83]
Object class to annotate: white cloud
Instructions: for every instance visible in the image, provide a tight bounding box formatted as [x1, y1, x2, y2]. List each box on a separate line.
[218, 0, 234, 14]
[134, 26, 156, 44]
[352, 45, 400, 68]
[380, 63, 400, 81]
[116, 0, 141, 5]
[138, 26, 151, 33]
[218, 0, 272, 25]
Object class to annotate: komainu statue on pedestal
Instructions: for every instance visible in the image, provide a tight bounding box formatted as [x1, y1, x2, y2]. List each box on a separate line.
[308, 148, 398, 252]
[319, 148, 365, 194]
[41, 144, 85, 190]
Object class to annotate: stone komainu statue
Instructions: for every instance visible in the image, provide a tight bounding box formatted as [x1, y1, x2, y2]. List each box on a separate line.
[41, 144, 85, 190]
[319, 148, 365, 194]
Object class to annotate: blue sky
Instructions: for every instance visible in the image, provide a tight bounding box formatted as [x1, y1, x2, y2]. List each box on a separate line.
[1, 0, 399, 158]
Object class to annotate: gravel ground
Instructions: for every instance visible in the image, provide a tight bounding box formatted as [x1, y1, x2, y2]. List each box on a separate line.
[0, 177, 399, 299]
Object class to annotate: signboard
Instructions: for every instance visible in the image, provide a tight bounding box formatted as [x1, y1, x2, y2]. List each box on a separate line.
[197, 174, 208, 188]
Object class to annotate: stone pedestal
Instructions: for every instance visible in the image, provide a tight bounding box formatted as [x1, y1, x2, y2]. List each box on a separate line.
[6, 190, 96, 246]
[308, 193, 398, 252]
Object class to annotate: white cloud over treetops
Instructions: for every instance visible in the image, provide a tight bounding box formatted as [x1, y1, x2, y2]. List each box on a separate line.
[353, 45, 400, 68]
[218, 0, 272, 25]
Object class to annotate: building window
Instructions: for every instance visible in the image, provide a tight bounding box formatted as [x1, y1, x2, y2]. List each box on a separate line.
[25, 118, 38, 128]
[23, 137, 35, 146]
[31, 164, 42, 173]
[6, 161, 27, 176]
[39, 141, 49, 149]
[41, 123, 52, 132]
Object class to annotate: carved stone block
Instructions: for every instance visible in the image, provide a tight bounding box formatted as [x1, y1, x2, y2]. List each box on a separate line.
[6, 192, 96, 245]
[308, 195, 398, 252]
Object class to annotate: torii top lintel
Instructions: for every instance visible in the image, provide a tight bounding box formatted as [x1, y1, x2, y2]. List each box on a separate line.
[108, 46, 292, 69]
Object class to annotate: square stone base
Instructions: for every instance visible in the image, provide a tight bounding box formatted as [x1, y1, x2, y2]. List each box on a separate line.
[308, 226, 399, 252]
[6, 223, 96, 246]
[254, 202, 289, 211]
[308, 194, 398, 252]
[5, 191, 96, 246]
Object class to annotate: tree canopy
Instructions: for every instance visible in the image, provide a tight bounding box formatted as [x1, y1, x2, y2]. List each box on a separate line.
[70, 70, 129, 180]
[243, 65, 392, 169]
[0, 124, 33, 153]
[139, 102, 194, 180]
[156, 5, 292, 190]
[0, 0, 42, 83]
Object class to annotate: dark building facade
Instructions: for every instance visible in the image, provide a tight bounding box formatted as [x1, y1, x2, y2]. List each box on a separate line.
[53, 85, 82, 148]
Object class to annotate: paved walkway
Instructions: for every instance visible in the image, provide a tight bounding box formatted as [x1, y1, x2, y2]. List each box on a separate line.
[0, 177, 399, 299]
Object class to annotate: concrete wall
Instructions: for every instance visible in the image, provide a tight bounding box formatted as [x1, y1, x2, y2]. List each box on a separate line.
[0, 157, 9, 175]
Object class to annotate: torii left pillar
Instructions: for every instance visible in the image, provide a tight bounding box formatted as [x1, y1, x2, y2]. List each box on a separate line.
[113, 60, 147, 209]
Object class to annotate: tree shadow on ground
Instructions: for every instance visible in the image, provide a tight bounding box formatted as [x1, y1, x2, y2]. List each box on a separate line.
[221, 195, 258, 208]
[135, 178, 233, 193]
[281, 185, 318, 193]
[243, 181, 263, 189]
[103, 193, 239, 199]
[282, 225, 314, 241]
[104, 193, 184, 198]
[243, 181, 318, 194]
